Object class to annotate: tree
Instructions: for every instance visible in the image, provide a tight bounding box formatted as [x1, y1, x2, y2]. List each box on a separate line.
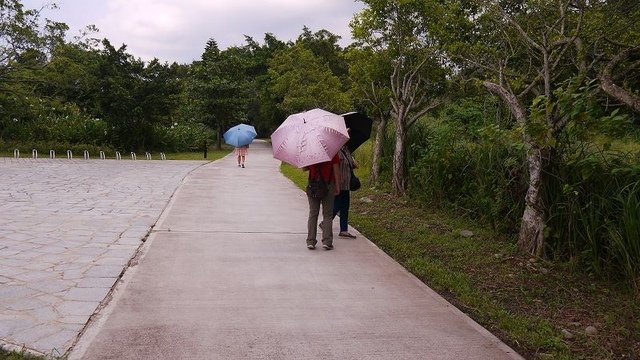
[297, 26, 349, 78]
[586, 1, 640, 115]
[0, 0, 67, 137]
[444, 0, 639, 255]
[350, 0, 447, 195]
[243, 34, 288, 135]
[189, 39, 252, 149]
[267, 43, 350, 115]
[344, 46, 392, 186]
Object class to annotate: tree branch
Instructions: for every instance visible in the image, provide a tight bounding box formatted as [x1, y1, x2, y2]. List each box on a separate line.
[483, 81, 526, 123]
[599, 46, 640, 113]
[498, 5, 543, 52]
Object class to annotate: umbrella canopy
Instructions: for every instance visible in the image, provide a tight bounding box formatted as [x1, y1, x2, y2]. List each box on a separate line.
[271, 108, 350, 168]
[341, 112, 373, 152]
[223, 124, 257, 147]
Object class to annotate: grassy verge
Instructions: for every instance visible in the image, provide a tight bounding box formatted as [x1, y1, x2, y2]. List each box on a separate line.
[163, 148, 231, 160]
[280, 162, 640, 360]
[0, 348, 42, 360]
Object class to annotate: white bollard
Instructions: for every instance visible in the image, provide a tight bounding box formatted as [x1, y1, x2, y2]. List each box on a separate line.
[130, 152, 137, 160]
[13, 149, 19, 158]
[115, 151, 121, 160]
[50, 150, 55, 159]
[99, 151, 105, 160]
[160, 152, 166, 160]
[83, 150, 90, 160]
[32, 149, 38, 159]
[67, 150, 73, 159]
[145, 152, 151, 160]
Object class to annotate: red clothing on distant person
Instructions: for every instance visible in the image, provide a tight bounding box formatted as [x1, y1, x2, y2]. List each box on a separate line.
[308, 154, 340, 183]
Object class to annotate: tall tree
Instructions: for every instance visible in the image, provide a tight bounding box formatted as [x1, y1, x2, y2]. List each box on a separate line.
[351, 0, 447, 195]
[243, 34, 288, 134]
[0, 0, 67, 136]
[189, 39, 252, 149]
[297, 26, 349, 78]
[444, 0, 639, 255]
[267, 43, 350, 115]
[344, 46, 392, 185]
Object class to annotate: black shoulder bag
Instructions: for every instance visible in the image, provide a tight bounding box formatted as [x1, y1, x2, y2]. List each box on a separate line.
[350, 170, 361, 191]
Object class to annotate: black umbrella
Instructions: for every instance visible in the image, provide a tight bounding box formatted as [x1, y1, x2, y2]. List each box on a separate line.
[341, 112, 373, 152]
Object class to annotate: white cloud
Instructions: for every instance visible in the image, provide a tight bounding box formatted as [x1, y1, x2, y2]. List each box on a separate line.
[24, 0, 365, 63]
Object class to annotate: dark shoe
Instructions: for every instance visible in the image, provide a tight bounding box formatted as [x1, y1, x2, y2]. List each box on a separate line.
[339, 232, 356, 238]
[307, 244, 315, 250]
[242, 164, 245, 168]
[322, 244, 334, 250]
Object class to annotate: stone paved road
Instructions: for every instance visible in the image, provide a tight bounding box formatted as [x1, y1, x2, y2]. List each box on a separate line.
[0, 158, 207, 356]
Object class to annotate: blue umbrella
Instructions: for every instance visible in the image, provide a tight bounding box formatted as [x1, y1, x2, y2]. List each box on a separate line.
[223, 124, 257, 147]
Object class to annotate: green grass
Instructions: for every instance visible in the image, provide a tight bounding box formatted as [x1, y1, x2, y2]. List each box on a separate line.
[0, 348, 43, 360]
[280, 160, 640, 359]
[163, 147, 231, 160]
[280, 163, 308, 188]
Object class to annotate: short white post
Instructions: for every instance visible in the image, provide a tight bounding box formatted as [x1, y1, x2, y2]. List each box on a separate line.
[67, 150, 73, 159]
[13, 149, 19, 158]
[160, 152, 166, 160]
[49, 150, 55, 159]
[115, 151, 121, 160]
[99, 151, 105, 159]
[32, 149, 38, 159]
[145, 152, 151, 160]
[130, 152, 137, 160]
[83, 150, 90, 160]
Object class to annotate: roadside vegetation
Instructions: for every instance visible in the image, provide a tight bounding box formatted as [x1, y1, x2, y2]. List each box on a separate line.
[0, 348, 42, 360]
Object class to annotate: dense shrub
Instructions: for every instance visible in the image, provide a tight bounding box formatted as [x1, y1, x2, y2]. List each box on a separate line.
[0, 98, 214, 153]
[544, 144, 640, 284]
[409, 119, 526, 233]
[151, 122, 214, 152]
[402, 98, 640, 288]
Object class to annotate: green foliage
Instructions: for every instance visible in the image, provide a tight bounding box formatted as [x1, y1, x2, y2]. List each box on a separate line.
[544, 145, 640, 289]
[408, 110, 526, 233]
[189, 39, 253, 138]
[400, 95, 640, 288]
[151, 122, 214, 152]
[267, 44, 351, 114]
[0, 347, 42, 360]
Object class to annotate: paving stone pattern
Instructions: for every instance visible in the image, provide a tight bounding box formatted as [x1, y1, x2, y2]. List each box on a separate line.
[0, 158, 206, 356]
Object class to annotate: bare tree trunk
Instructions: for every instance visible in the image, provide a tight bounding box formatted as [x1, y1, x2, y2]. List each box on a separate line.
[484, 80, 547, 255]
[518, 147, 546, 256]
[216, 124, 222, 150]
[370, 116, 387, 186]
[392, 121, 406, 195]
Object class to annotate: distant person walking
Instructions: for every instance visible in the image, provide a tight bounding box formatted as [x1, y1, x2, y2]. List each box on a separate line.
[236, 145, 249, 168]
[305, 154, 340, 250]
[224, 124, 256, 168]
[333, 145, 357, 238]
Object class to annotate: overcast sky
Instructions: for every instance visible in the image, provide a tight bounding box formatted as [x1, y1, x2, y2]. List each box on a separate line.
[21, 0, 365, 64]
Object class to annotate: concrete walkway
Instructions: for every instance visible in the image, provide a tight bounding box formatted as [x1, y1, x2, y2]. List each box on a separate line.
[70, 140, 522, 360]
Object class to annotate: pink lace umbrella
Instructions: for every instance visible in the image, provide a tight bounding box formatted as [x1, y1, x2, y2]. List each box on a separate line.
[271, 108, 350, 168]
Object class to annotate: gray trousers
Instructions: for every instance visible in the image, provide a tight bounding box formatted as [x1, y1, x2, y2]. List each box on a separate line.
[307, 183, 335, 246]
